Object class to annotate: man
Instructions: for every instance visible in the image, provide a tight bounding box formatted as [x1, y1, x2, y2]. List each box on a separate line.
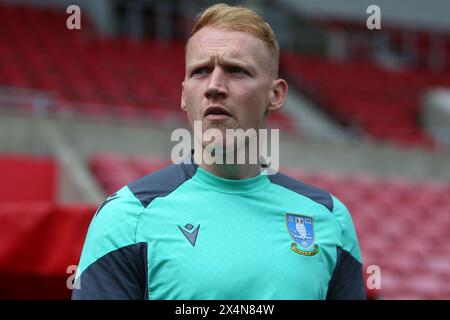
[72, 3, 365, 300]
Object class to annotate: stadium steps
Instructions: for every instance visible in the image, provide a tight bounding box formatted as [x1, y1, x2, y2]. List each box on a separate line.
[284, 86, 351, 141]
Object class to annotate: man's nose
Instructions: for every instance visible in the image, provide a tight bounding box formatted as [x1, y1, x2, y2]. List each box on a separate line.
[205, 67, 227, 100]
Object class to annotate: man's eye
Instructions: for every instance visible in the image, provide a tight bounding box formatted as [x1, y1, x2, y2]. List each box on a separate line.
[227, 66, 245, 74]
[192, 67, 210, 76]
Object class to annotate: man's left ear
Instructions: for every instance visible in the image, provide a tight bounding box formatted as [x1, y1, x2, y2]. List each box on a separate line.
[268, 79, 288, 112]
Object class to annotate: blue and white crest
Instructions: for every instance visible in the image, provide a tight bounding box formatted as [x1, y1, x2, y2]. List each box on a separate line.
[286, 214, 315, 249]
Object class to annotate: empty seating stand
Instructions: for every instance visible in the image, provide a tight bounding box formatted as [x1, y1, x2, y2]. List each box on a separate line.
[0, 4, 297, 134]
[281, 53, 450, 149]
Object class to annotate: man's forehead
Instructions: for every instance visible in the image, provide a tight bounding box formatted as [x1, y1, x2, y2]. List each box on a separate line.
[186, 27, 266, 62]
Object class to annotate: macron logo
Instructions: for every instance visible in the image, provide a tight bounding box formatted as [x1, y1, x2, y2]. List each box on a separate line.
[178, 223, 200, 247]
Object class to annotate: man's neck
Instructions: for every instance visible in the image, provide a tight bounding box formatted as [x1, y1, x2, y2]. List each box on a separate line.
[194, 146, 262, 180]
[199, 161, 261, 180]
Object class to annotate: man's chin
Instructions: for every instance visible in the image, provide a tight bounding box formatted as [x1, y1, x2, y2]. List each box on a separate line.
[202, 120, 234, 132]
[202, 139, 247, 154]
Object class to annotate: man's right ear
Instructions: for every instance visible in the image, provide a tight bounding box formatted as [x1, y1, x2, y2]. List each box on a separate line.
[181, 81, 186, 111]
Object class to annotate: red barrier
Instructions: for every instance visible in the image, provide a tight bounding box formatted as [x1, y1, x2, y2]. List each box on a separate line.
[0, 202, 95, 299]
[0, 154, 57, 202]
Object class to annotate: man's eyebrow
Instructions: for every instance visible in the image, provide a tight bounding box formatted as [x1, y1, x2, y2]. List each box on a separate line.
[221, 59, 255, 71]
[186, 58, 211, 72]
[186, 57, 256, 74]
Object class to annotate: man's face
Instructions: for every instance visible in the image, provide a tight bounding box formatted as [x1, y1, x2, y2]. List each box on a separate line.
[182, 27, 283, 146]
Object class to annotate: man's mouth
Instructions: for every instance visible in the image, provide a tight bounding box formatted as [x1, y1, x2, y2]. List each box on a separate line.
[204, 106, 232, 121]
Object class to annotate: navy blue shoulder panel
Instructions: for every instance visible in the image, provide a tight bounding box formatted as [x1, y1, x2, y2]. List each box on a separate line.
[269, 172, 334, 212]
[72, 243, 148, 300]
[326, 246, 366, 300]
[128, 161, 198, 208]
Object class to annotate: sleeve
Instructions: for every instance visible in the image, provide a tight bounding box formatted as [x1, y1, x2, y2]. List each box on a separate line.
[326, 195, 366, 300]
[71, 186, 148, 300]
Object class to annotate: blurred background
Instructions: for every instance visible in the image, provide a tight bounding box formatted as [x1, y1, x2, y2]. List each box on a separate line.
[0, 0, 449, 300]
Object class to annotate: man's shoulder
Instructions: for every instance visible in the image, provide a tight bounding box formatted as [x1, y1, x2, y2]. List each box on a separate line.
[87, 162, 192, 243]
[269, 171, 334, 213]
[126, 161, 198, 208]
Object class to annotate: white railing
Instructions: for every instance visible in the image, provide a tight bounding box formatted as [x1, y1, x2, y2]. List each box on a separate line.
[0, 86, 185, 127]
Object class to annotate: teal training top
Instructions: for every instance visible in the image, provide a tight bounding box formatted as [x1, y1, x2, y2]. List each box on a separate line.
[72, 156, 365, 300]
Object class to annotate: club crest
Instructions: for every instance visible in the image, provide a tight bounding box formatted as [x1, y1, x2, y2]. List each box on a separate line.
[286, 213, 319, 256]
